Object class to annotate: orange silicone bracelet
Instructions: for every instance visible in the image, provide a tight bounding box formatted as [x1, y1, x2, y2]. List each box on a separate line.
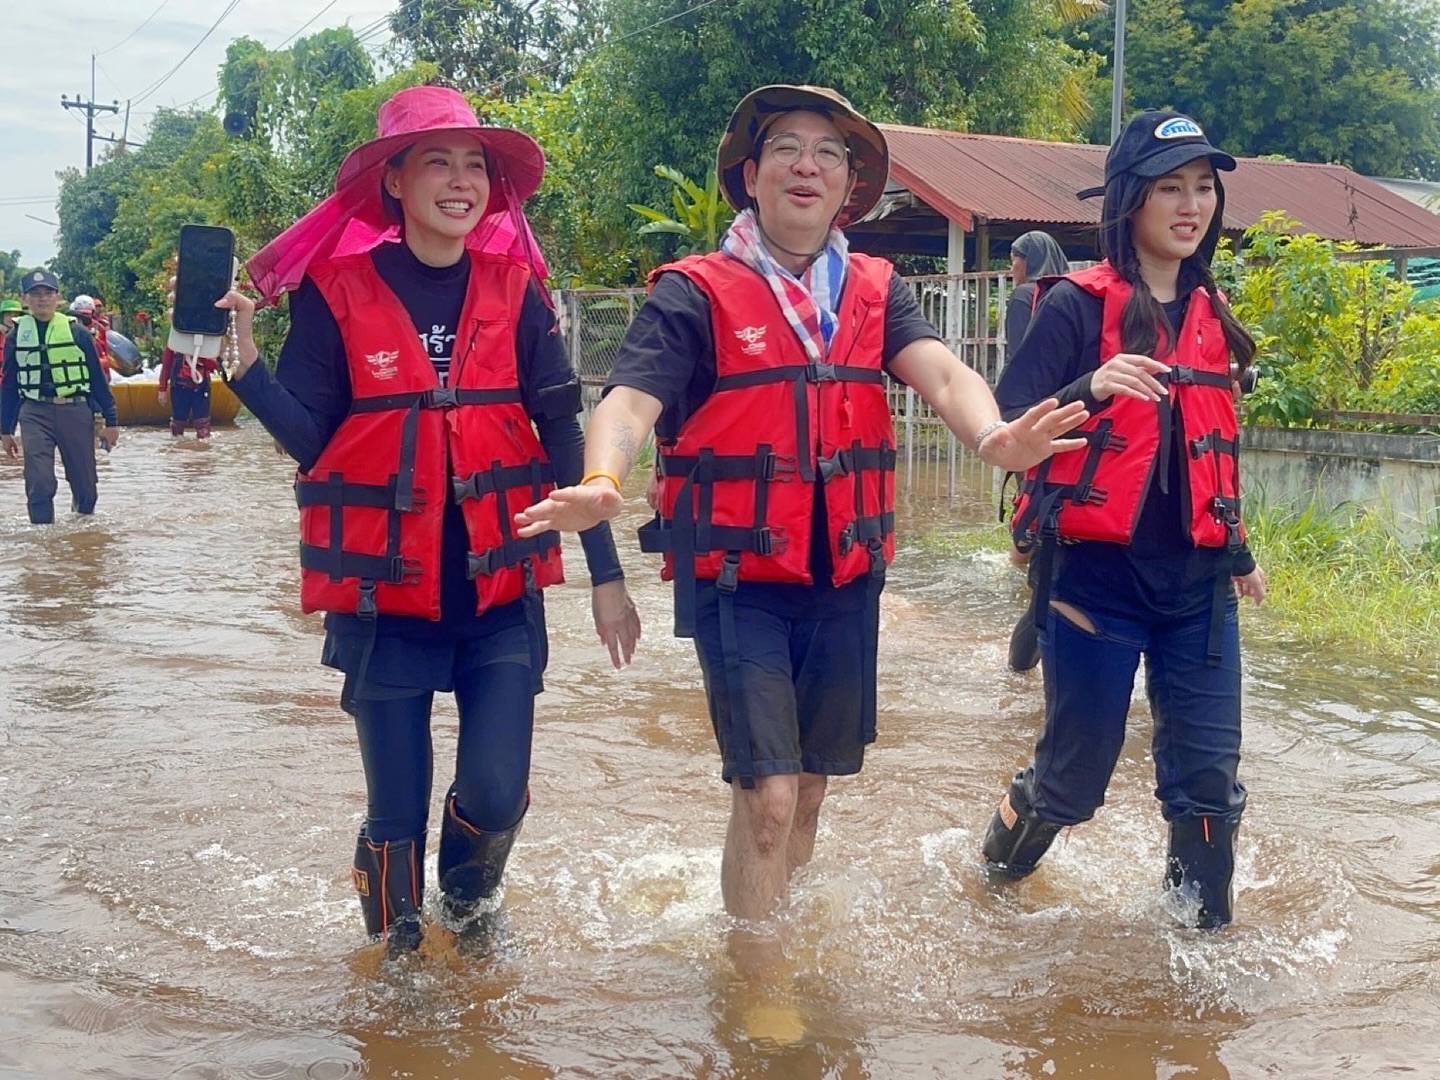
[580, 470, 623, 492]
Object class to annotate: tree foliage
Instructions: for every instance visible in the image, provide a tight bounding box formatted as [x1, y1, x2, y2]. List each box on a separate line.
[1222, 213, 1440, 426]
[577, 0, 1100, 243]
[1075, 0, 1440, 177]
[386, 0, 601, 99]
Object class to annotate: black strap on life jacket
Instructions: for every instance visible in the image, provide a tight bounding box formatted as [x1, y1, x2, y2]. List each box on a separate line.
[824, 439, 898, 558]
[1190, 427, 1244, 664]
[1010, 419, 1128, 630]
[348, 387, 523, 413]
[455, 457, 561, 582]
[638, 444, 790, 638]
[1010, 419, 1126, 546]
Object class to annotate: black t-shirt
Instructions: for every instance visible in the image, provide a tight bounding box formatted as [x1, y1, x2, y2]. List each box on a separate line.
[605, 264, 941, 617]
[234, 242, 622, 640]
[995, 279, 1255, 617]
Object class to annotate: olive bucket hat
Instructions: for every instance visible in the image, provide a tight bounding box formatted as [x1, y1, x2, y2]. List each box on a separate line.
[716, 84, 889, 228]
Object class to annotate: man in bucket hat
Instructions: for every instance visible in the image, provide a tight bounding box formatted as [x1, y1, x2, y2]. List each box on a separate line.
[519, 85, 1088, 952]
[1, 270, 119, 523]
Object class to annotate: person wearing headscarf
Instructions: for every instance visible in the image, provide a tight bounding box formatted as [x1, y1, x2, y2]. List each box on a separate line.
[982, 111, 1264, 930]
[212, 85, 640, 956]
[1004, 230, 1070, 362]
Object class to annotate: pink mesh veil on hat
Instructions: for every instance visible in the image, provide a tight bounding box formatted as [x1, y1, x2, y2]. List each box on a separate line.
[246, 85, 549, 304]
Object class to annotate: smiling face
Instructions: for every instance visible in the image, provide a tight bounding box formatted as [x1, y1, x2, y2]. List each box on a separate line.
[741, 110, 855, 260]
[384, 134, 492, 264]
[1129, 159, 1217, 266]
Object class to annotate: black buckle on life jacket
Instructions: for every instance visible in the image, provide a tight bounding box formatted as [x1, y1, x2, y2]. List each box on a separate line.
[1072, 483, 1108, 506]
[838, 522, 855, 556]
[1090, 427, 1128, 451]
[716, 553, 741, 593]
[807, 361, 837, 382]
[818, 451, 850, 481]
[390, 556, 423, 585]
[422, 387, 458, 409]
[866, 537, 885, 575]
[751, 527, 780, 556]
[355, 580, 377, 620]
[522, 558, 538, 596]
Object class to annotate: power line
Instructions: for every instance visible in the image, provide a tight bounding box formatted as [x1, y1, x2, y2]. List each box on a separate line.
[276, 0, 342, 50]
[131, 0, 241, 107]
[96, 0, 171, 56]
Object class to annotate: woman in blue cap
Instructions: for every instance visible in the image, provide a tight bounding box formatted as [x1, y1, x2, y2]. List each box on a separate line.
[982, 110, 1265, 929]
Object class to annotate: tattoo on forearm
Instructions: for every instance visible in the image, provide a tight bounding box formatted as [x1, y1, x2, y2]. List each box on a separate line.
[612, 423, 638, 472]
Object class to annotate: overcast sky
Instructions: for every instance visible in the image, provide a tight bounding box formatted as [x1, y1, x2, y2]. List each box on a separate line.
[0, 0, 398, 269]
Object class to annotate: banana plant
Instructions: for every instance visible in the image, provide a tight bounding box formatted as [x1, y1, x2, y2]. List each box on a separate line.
[627, 164, 735, 255]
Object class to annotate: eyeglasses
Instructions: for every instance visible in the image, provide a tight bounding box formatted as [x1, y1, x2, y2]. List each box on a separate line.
[762, 134, 850, 171]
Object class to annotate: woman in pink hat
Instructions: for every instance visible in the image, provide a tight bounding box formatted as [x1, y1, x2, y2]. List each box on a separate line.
[216, 84, 640, 956]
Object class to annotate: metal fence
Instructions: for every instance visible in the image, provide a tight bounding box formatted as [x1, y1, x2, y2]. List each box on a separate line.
[555, 271, 1015, 500]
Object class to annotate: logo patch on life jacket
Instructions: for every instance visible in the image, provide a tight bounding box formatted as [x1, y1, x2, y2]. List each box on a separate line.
[733, 325, 768, 356]
[1155, 118, 1204, 140]
[351, 867, 370, 896]
[364, 350, 400, 380]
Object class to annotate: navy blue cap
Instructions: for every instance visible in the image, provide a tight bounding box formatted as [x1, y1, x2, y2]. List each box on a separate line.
[20, 269, 59, 293]
[1078, 110, 1236, 200]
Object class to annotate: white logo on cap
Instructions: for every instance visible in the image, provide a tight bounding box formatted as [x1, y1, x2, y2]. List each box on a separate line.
[1155, 118, 1204, 140]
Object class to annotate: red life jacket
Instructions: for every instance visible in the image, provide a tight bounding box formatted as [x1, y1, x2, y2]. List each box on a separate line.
[1011, 261, 1243, 551]
[638, 251, 897, 627]
[296, 251, 563, 621]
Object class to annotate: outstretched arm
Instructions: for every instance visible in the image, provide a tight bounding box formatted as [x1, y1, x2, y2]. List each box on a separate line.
[889, 337, 1089, 473]
[514, 385, 664, 537]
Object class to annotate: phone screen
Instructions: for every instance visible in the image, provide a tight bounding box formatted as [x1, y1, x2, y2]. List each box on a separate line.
[173, 224, 236, 336]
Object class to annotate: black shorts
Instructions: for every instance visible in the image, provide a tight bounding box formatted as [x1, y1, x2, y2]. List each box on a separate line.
[692, 582, 879, 783]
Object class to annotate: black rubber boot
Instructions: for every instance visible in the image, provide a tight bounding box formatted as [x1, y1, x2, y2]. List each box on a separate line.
[27, 502, 53, 525]
[982, 773, 1063, 879]
[351, 829, 424, 955]
[438, 790, 526, 923]
[1007, 613, 1041, 672]
[1166, 815, 1240, 929]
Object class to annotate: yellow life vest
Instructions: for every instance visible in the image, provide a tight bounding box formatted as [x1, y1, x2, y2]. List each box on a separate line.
[13, 314, 89, 400]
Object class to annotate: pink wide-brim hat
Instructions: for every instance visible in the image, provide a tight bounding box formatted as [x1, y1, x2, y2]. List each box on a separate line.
[247, 85, 547, 304]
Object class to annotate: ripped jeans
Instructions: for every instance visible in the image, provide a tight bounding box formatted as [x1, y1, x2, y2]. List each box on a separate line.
[1017, 588, 1248, 825]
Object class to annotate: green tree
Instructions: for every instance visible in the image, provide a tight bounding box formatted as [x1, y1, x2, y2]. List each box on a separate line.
[628, 165, 734, 257]
[1074, 0, 1440, 177]
[0, 249, 29, 296]
[579, 0, 1100, 246]
[385, 0, 601, 99]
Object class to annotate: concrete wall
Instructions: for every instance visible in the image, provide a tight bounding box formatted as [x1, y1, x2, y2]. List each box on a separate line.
[1241, 427, 1440, 542]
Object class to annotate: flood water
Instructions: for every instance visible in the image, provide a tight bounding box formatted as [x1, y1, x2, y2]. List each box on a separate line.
[1, 420, 1437, 1080]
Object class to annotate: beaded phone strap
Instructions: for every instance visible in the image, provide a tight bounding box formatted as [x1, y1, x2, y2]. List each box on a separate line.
[216, 312, 241, 384]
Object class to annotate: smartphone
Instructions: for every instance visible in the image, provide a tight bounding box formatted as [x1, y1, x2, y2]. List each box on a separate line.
[169, 225, 236, 358]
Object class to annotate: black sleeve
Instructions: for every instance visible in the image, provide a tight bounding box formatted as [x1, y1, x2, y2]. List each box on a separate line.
[230, 278, 350, 472]
[604, 271, 714, 437]
[881, 271, 942, 371]
[517, 280, 581, 420]
[518, 281, 625, 586]
[0, 334, 18, 434]
[1004, 285, 1036, 363]
[994, 282, 1103, 421]
[72, 326, 118, 427]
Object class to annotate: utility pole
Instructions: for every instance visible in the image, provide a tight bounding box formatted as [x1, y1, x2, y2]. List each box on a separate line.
[1110, 0, 1128, 142]
[60, 55, 119, 171]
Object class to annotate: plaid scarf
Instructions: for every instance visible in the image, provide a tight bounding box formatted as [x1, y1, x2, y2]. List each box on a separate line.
[719, 209, 849, 364]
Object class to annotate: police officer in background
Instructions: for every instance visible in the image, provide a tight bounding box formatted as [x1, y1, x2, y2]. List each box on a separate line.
[1, 270, 120, 524]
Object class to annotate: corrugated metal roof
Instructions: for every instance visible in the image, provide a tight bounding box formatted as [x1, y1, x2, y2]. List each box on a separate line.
[880, 123, 1440, 248]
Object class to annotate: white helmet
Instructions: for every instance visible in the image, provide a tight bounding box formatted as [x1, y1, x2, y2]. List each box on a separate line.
[70, 294, 96, 314]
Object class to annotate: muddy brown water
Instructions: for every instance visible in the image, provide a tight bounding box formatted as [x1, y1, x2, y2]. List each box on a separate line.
[1, 421, 1437, 1079]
